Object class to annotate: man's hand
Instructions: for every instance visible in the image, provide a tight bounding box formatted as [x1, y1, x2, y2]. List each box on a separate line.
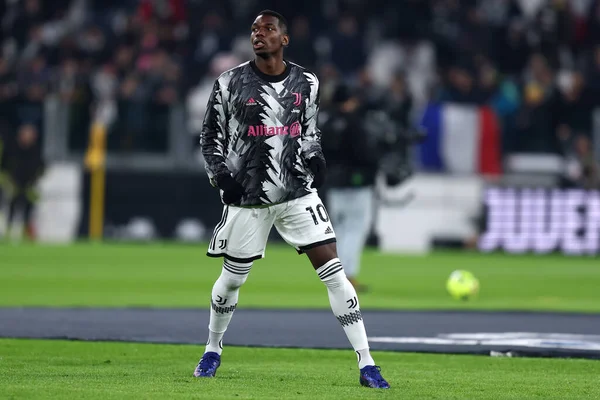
[215, 174, 245, 204]
[385, 166, 412, 187]
[385, 172, 402, 187]
[308, 157, 326, 189]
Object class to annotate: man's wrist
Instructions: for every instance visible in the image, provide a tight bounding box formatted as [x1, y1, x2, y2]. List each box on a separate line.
[215, 173, 233, 188]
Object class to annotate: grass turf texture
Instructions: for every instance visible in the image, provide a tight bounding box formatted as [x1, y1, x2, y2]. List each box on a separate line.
[1, 339, 599, 399]
[2, 242, 600, 311]
[1, 242, 599, 311]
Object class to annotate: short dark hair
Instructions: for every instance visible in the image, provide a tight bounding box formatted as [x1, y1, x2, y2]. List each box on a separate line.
[256, 9, 288, 34]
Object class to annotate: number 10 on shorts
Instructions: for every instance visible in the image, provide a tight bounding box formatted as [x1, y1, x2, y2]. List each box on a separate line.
[306, 204, 329, 225]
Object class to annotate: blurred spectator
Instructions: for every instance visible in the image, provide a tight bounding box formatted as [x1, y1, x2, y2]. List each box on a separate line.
[385, 71, 413, 132]
[0, 120, 9, 211]
[563, 134, 600, 189]
[531, 0, 575, 68]
[557, 71, 595, 142]
[16, 54, 50, 128]
[56, 57, 93, 151]
[0, 58, 18, 122]
[285, 15, 318, 71]
[513, 53, 562, 153]
[495, 20, 531, 77]
[0, 0, 597, 170]
[187, 11, 232, 86]
[77, 25, 110, 66]
[584, 45, 600, 96]
[479, 61, 521, 155]
[437, 61, 484, 104]
[587, 0, 600, 49]
[11, 0, 45, 52]
[317, 63, 342, 109]
[0, 123, 45, 240]
[187, 53, 241, 138]
[329, 14, 366, 81]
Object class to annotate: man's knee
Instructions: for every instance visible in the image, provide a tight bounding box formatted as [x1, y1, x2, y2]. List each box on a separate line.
[221, 273, 248, 290]
[219, 259, 252, 289]
[305, 242, 338, 269]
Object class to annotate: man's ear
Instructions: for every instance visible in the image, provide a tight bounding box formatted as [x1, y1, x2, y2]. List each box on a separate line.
[282, 34, 289, 47]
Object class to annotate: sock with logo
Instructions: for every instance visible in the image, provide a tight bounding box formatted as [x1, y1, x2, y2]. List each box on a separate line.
[317, 258, 375, 369]
[205, 259, 251, 355]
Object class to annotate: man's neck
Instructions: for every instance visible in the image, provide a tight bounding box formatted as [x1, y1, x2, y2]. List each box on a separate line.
[254, 55, 286, 76]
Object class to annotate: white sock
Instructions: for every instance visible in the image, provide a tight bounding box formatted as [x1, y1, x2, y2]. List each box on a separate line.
[205, 259, 251, 355]
[317, 258, 375, 369]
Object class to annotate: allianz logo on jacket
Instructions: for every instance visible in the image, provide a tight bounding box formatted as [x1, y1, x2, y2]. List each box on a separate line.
[247, 122, 301, 138]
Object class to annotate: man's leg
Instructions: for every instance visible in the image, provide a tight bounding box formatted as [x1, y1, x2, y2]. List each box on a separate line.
[304, 243, 373, 367]
[6, 192, 20, 236]
[274, 193, 389, 388]
[305, 243, 389, 388]
[195, 205, 274, 378]
[195, 258, 253, 378]
[205, 259, 251, 355]
[23, 194, 35, 240]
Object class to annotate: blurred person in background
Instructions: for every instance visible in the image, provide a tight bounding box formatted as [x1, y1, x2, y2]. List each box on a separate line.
[187, 52, 242, 160]
[556, 71, 595, 145]
[321, 76, 420, 292]
[321, 84, 378, 292]
[385, 71, 414, 134]
[284, 15, 318, 71]
[0, 121, 8, 219]
[562, 134, 600, 189]
[0, 123, 45, 240]
[194, 9, 389, 389]
[514, 53, 562, 153]
[437, 61, 484, 104]
[584, 44, 600, 97]
[17, 53, 50, 125]
[477, 57, 521, 154]
[329, 14, 366, 83]
[0, 57, 18, 121]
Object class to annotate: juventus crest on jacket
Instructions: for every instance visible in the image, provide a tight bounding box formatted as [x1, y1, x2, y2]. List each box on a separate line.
[200, 60, 325, 206]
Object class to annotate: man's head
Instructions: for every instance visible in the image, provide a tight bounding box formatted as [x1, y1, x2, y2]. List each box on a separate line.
[251, 10, 289, 58]
[17, 124, 38, 149]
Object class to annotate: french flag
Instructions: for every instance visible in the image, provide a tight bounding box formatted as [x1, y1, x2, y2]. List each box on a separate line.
[419, 103, 502, 175]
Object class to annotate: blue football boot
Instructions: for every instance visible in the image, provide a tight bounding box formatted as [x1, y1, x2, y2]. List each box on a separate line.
[359, 365, 390, 389]
[193, 352, 221, 377]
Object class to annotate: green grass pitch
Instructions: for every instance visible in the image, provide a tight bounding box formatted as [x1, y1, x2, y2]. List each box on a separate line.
[1, 242, 600, 399]
[2, 242, 600, 311]
[2, 339, 600, 399]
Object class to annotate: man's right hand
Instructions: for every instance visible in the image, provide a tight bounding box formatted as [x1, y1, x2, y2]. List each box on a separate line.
[215, 174, 245, 204]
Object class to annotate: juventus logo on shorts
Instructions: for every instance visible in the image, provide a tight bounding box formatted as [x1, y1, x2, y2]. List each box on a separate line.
[218, 239, 227, 250]
[346, 296, 358, 309]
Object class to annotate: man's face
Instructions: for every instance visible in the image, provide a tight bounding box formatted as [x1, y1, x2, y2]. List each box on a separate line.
[18, 125, 37, 148]
[250, 15, 288, 56]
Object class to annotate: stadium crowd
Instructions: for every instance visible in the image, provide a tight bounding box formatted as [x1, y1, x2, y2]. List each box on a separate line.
[0, 0, 599, 182]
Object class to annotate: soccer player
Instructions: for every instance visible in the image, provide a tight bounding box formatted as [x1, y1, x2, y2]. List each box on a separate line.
[194, 10, 390, 389]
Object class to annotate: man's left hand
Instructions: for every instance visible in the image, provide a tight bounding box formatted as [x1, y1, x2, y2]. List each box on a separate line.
[308, 157, 326, 188]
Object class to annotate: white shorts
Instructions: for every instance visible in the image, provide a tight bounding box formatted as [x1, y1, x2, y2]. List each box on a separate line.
[207, 192, 336, 262]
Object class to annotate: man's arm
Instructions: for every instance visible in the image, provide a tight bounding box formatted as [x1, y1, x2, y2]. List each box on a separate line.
[200, 78, 231, 187]
[302, 72, 326, 188]
[301, 72, 325, 163]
